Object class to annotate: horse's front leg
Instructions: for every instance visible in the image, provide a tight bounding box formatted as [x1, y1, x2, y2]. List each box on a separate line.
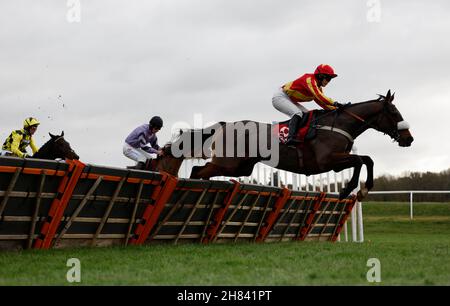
[329, 153, 364, 200]
[356, 155, 374, 200]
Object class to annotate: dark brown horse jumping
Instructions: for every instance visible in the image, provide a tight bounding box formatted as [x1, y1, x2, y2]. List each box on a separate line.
[154, 90, 413, 200]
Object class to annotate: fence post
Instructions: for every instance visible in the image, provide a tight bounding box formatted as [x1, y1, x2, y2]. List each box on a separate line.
[292, 173, 297, 190]
[263, 166, 267, 185]
[351, 203, 357, 242]
[256, 163, 261, 185]
[357, 202, 364, 242]
[410, 192, 414, 220]
[270, 168, 274, 186]
[334, 172, 338, 193]
[343, 222, 348, 242]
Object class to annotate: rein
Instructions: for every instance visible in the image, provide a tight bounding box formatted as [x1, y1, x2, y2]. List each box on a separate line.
[311, 102, 401, 143]
[341, 105, 404, 142]
[342, 109, 366, 123]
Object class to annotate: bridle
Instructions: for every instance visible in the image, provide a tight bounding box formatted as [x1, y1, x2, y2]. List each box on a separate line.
[54, 136, 64, 143]
[53, 136, 77, 157]
[341, 102, 409, 143]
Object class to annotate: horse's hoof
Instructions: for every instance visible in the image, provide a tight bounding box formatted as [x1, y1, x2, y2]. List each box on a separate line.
[356, 188, 369, 201]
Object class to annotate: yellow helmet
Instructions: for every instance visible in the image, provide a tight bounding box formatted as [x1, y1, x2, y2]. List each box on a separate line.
[23, 117, 40, 129]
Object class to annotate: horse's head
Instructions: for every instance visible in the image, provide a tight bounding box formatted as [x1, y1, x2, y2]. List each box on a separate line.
[152, 142, 183, 176]
[48, 131, 80, 160]
[373, 90, 414, 147]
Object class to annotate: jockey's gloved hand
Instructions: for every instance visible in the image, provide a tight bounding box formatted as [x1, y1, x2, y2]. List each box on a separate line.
[333, 101, 344, 108]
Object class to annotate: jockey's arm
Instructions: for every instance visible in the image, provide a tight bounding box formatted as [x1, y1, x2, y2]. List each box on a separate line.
[306, 77, 336, 110]
[150, 137, 160, 151]
[30, 138, 39, 154]
[141, 143, 159, 154]
[313, 96, 336, 110]
[143, 140, 163, 156]
[10, 133, 25, 158]
[138, 133, 158, 154]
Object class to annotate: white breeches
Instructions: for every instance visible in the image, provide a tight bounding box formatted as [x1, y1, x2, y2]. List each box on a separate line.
[0, 150, 12, 156]
[272, 88, 307, 118]
[123, 143, 155, 163]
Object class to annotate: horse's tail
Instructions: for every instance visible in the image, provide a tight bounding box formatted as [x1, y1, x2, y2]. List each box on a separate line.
[172, 122, 226, 159]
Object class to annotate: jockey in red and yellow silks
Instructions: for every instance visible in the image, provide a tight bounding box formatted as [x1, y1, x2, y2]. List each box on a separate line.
[272, 64, 342, 145]
[283, 70, 336, 110]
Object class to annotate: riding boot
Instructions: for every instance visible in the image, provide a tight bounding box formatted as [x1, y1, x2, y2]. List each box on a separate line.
[135, 161, 146, 170]
[285, 114, 303, 146]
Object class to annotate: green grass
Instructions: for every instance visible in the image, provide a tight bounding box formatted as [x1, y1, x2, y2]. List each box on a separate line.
[0, 202, 449, 285]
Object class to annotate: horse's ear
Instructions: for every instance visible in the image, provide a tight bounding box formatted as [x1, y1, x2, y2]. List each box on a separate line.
[49, 132, 55, 139]
[391, 92, 395, 102]
[61, 131, 64, 137]
[386, 90, 391, 101]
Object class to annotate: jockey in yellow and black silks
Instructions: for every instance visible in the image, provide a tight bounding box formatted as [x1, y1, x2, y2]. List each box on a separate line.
[1, 117, 40, 158]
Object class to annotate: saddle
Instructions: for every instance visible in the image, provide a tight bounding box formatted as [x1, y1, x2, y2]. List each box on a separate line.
[273, 111, 318, 170]
[275, 111, 317, 147]
[0, 150, 13, 157]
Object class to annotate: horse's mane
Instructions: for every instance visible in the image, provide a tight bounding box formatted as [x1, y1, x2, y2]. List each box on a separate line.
[353, 91, 393, 105]
[358, 94, 385, 104]
[309, 93, 388, 118]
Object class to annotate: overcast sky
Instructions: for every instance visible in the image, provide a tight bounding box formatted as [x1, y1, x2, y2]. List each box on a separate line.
[1, 0, 449, 178]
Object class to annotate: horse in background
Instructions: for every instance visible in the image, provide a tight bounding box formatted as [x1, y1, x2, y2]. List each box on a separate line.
[32, 132, 79, 160]
[130, 145, 183, 174]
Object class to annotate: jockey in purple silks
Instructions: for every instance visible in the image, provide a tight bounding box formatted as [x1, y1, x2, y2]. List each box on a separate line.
[123, 116, 164, 169]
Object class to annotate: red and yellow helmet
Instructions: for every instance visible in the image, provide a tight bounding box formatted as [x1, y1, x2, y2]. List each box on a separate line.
[23, 117, 40, 129]
[314, 64, 337, 78]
